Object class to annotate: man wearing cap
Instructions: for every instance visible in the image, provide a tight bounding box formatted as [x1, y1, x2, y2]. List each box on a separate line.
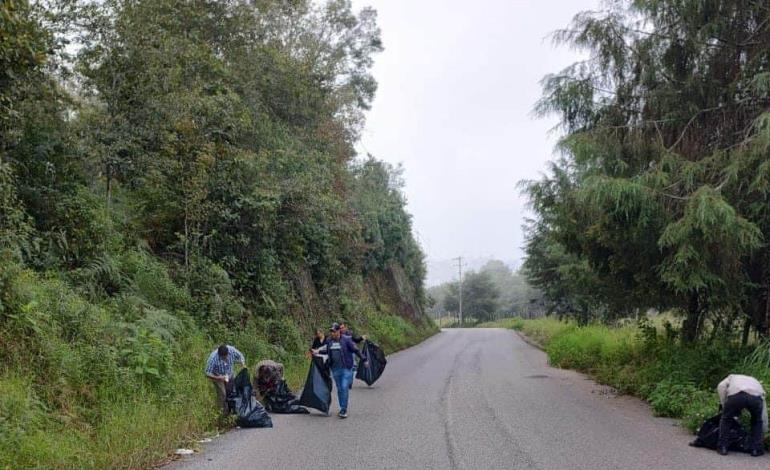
[312, 323, 368, 418]
[205, 344, 246, 414]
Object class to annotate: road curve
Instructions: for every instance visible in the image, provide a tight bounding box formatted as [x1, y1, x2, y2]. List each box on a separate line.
[169, 328, 768, 470]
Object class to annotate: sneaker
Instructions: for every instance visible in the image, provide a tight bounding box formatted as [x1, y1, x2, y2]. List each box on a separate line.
[751, 449, 765, 457]
[338, 409, 348, 419]
[717, 446, 729, 456]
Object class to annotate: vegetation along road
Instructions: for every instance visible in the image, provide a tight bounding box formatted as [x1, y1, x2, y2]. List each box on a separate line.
[170, 328, 766, 470]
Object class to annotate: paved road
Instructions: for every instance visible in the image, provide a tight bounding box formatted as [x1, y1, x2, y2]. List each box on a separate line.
[170, 328, 768, 470]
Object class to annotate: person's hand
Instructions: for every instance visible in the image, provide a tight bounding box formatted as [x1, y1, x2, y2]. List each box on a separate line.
[362, 335, 368, 341]
[311, 349, 319, 355]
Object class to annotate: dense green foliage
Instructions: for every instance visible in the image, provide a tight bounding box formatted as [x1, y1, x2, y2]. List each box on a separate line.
[428, 260, 542, 323]
[0, 1, 433, 467]
[523, 0, 770, 340]
[500, 317, 770, 435]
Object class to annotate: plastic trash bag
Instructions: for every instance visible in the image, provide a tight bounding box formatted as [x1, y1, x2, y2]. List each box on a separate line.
[298, 357, 332, 413]
[690, 414, 748, 452]
[232, 368, 273, 428]
[264, 379, 309, 414]
[355, 340, 387, 386]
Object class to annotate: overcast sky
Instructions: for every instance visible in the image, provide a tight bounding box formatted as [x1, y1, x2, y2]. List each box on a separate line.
[351, 0, 600, 268]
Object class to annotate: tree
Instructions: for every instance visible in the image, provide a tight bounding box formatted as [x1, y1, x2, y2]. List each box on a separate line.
[443, 270, 500, 323]
[524, 0, 770, 340]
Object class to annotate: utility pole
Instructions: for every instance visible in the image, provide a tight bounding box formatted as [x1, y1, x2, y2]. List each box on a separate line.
[454, 256, 465, 327]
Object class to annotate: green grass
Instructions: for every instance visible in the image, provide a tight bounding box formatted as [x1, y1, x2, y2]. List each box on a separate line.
[492, 316, 770, 437]
[0, 257, 437, 469]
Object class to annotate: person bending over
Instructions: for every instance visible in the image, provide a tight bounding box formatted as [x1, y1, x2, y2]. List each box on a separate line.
[204, 344, 246, 415]
[717, 374, 767, 457]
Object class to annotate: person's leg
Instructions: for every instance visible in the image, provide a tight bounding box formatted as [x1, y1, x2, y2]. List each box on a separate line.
[212, 380, 228, 415]
[719, 394, 744, 452]
[337, 368, 353, 411]
[331, 367, 344, 409]
[746, 394, 765, 453]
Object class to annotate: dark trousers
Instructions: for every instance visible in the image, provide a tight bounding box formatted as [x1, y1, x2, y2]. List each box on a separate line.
[720, 391, 764, 451]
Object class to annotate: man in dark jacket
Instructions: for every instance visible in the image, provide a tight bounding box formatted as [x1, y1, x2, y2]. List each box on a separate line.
[312, 323, 368, 418]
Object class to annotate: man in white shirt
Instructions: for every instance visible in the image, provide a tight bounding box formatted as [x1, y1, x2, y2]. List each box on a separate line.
[716, 374, 767, 457]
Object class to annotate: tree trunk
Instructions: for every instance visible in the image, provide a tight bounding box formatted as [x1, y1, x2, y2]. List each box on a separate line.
[742, 317, 752, 347]
[681, 292, 700, 342]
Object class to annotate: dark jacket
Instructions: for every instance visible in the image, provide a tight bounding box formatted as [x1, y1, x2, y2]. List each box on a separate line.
[343, 330, 364, 344]
[316, 335, 364, 369]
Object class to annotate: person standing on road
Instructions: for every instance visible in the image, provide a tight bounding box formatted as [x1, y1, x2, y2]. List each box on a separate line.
[340, 323, 366, 344]
[340, 322, 367, 389]
[716, 374, 767, 457]
[205, 344, 246, 415]
[312, 323, 368, 418]
[306, 328, 326, 358]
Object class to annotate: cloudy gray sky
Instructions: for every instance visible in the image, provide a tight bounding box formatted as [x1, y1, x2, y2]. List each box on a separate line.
[352, 0, 600, 279]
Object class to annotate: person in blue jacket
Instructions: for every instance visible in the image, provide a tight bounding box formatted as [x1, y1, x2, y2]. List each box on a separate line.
[312, 323, 369, 418]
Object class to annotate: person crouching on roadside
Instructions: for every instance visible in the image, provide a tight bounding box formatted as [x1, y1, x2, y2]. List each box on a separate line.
[205, 344, 246, 415]
[312, 323, 368, 418]
[717, 374, 767, 457]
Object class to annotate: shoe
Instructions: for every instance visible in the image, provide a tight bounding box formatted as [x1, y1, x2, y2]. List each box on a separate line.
[717, 446, 729, 456]
[751, 449, 764, 457]
[338, 409, 348, 419]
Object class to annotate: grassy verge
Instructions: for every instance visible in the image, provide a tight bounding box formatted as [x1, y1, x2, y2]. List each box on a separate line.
[485, 316, 770, 434]
[0, 257, 436, 469]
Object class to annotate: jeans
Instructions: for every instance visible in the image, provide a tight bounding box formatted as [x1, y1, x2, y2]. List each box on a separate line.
[331, 366, 354, 411]
[720, 391, 765, 451]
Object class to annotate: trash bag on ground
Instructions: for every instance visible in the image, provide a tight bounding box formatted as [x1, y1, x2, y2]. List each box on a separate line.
[264, 379, 309, 414]
[232, 368, 273, 428]
[355, 340, 387, 386]
[298, 358, 332, 413]
[690, 414, 748, 452]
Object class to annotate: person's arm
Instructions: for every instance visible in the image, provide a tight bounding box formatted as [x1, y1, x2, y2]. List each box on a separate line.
[348, 337, 368, 366]
[204, 354, 225, 381]
[230, 347, 246, 367]
[312, 341, 329, 355]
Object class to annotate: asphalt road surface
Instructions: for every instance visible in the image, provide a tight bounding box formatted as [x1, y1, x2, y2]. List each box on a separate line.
[170, 328, 769, 470]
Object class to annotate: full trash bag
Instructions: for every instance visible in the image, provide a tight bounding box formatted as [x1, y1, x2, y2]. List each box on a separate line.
[232, 368, 273, 428]
[298, 357, 332, 413]
[355, 340, 387, 386]
[264, 380, 310, 414]
[690, 414, 748, 452]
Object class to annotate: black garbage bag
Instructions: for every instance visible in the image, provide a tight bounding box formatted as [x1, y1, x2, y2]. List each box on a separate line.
[264, 380, 310, 414]
[232, 368, 273, 428]
[355, 340, 387, 386]
[690, 414, 749, 452]
[298, 358, 332, 413]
